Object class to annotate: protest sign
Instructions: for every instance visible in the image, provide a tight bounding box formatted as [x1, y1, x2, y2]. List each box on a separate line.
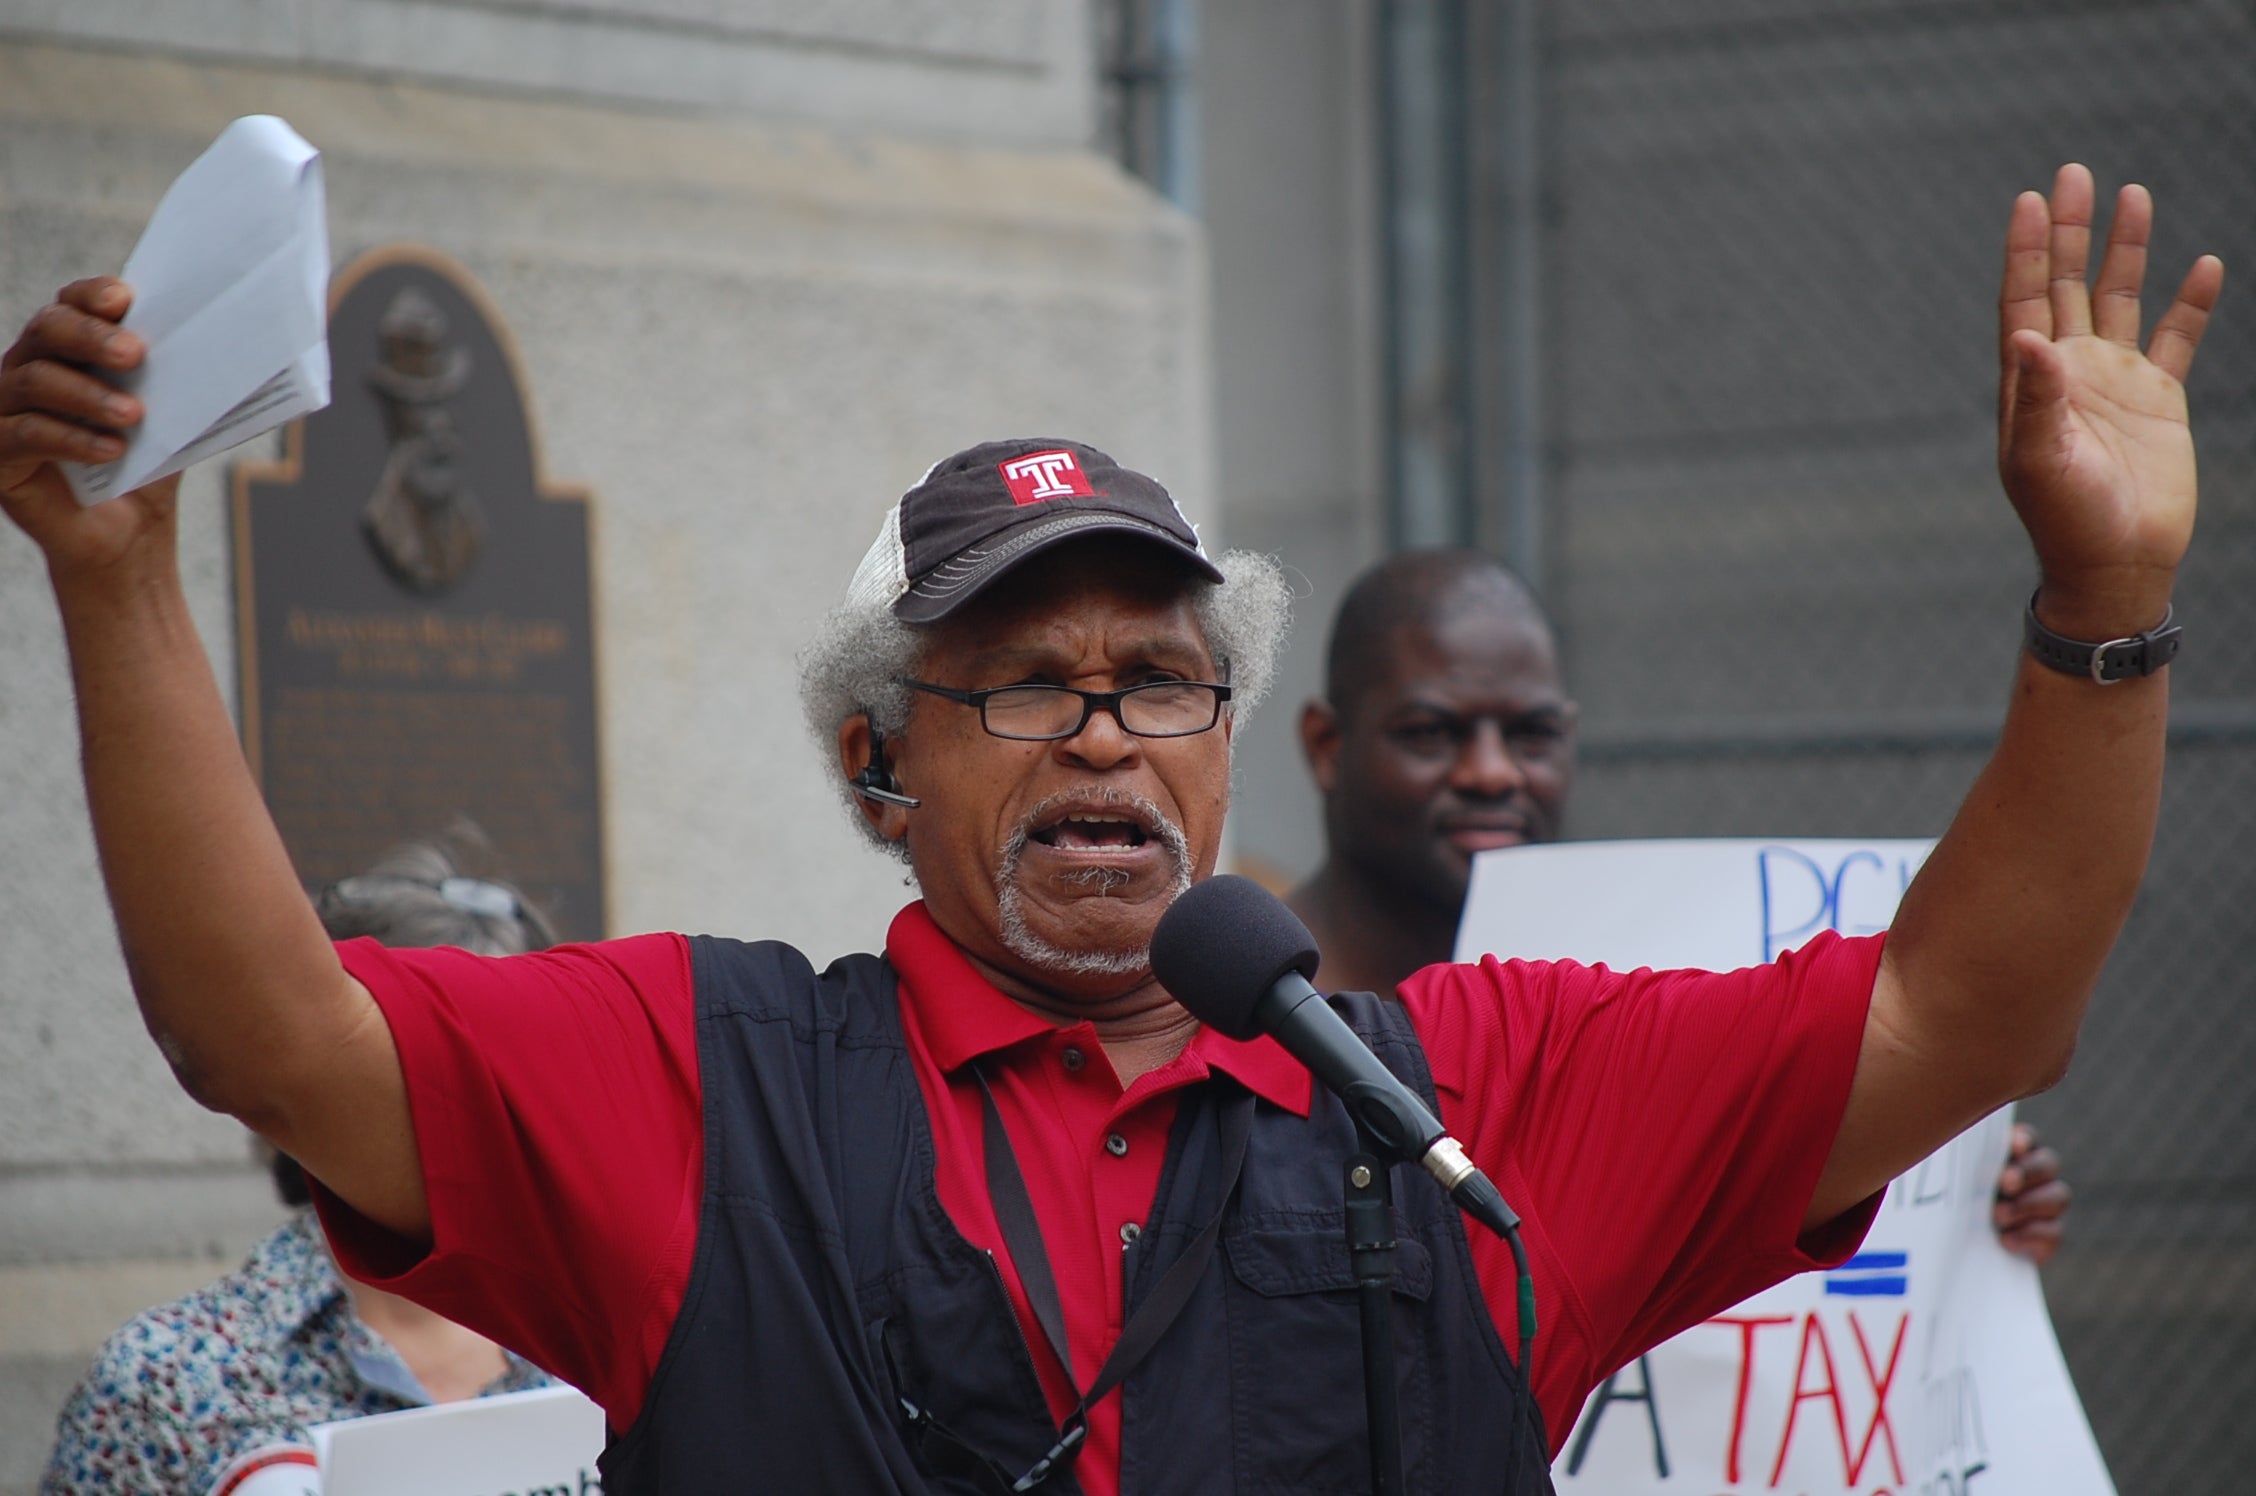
[1457, 838, 2114, 1496]
[306, 1383, 604, 1496]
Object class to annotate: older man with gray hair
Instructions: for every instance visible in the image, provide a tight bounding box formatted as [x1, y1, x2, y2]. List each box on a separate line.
[0, 163, 2222, 1495]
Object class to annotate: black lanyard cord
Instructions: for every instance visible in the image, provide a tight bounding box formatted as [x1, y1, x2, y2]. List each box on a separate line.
[973, 1069, 1255, 1491]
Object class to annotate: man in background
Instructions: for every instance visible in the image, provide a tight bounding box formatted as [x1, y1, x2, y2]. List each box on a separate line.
[1286, 548, 2070, 1260]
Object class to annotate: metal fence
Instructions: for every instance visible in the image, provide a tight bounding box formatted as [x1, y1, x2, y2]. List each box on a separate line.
[1518, 3, 2256, 1490]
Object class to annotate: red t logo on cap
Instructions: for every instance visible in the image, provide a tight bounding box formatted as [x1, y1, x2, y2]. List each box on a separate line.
[999, 450, 1096, 506]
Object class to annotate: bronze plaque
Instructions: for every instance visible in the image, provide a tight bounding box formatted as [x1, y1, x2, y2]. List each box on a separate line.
[233, 247, 607, 939]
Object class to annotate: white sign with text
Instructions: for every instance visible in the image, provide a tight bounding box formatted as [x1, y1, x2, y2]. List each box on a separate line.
[1456, 838, 2114, 1496]
[307, 1384, 604, 1496]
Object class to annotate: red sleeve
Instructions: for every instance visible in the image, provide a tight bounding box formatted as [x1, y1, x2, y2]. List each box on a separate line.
[1399, 930, 1885, 1452]
[314, 933, 702, 1432]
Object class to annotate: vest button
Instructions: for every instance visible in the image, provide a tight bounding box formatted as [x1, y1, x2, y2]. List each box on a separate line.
[1105, 1133, 1129, 1157]
[1119, 1221, 1142, 1245]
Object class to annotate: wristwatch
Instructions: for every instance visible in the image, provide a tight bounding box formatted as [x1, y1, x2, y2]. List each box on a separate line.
[2023, 591, 2181, 683]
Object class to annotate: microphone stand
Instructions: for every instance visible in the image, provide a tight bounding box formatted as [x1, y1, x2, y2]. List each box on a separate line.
[1344, 1126, 1405, 1496]
[1334, 1078, 1536, 1495]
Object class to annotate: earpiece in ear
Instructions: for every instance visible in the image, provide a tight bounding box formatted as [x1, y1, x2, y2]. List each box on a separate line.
[851, 728, 922, 810]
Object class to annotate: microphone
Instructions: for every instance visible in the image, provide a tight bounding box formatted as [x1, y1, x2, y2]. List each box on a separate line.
[1149, 875, 1520, 1241]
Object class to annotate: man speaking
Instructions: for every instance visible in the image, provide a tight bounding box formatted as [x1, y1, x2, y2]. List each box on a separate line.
[0, 165, 2220, 1493]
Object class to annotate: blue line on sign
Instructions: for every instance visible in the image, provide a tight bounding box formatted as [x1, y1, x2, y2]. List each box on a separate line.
[1824, 1277, 1909, 1297]
[1825, 1249, 1910, 1297]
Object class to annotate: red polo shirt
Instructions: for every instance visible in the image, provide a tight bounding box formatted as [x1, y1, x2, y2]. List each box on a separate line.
[889, 906, 1311, 1486]
[320, 902, 1879, 1489]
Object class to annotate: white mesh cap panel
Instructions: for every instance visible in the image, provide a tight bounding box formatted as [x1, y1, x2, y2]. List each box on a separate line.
[841, 501, 909, 611]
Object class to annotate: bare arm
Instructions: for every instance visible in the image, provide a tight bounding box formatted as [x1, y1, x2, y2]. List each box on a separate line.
[1804, 167, 2223, 1228]
[1, 279, 428, 1238]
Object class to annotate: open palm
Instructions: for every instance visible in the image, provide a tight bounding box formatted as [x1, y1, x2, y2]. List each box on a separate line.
[1997, 166, 2222, 612]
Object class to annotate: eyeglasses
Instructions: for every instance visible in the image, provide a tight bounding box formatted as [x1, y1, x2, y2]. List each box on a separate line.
[901, 678, 1232, 741]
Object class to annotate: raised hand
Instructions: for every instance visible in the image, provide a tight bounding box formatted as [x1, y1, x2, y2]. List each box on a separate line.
[0, 278, 180, 578]
[1997, 165, 2223, 636]
[1997, 166, 2223, 634]
[1809, 170, 2223, 1232]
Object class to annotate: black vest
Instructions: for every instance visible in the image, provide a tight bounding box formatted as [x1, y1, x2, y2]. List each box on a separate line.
[600, 937, 1554, 1494]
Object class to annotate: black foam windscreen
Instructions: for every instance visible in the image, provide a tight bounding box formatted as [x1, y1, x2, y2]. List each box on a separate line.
[1149, 875, 1322, 1040]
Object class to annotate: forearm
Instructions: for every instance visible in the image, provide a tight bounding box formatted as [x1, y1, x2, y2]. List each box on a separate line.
[56, 541, 366, 1123]
[1886, 584, 2169, 1095]
[1810, 623, 2165, 1229]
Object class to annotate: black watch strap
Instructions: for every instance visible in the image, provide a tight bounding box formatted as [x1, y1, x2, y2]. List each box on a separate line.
[2023, 591, 2181, 683]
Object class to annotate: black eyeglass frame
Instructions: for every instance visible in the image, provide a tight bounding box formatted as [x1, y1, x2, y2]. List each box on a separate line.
[900, 677, 1233, 741]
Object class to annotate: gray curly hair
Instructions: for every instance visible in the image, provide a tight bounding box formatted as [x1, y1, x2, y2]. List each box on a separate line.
[312, 825, 558, 955]
[799, 548, 1293, 854]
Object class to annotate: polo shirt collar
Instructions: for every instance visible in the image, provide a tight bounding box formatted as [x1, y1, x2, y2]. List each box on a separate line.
[886, 901, 1312, 1116]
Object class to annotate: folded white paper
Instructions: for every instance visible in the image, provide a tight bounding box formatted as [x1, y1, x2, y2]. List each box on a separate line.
[64, 115, 331, 506]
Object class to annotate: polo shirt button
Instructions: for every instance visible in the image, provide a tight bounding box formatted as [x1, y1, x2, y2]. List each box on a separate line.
[1061, 1046, 1086, 1072]
[1119, 1221, 1142, 1246]
[1105, 1133, 1129, 1157]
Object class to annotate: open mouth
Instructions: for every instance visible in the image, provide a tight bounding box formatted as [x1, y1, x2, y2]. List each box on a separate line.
[1008, 791, 1185, 869]
[1031, 813, 1153, 852]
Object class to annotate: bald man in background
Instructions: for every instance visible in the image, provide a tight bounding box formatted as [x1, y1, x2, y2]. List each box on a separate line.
[1287, 549, 2070, 1260]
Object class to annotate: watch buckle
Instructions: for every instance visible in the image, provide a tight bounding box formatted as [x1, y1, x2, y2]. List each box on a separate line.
[2089, 635, 2142, 684]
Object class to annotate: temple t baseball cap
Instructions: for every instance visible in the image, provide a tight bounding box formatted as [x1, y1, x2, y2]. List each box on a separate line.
[843, 438, 1224, 624]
